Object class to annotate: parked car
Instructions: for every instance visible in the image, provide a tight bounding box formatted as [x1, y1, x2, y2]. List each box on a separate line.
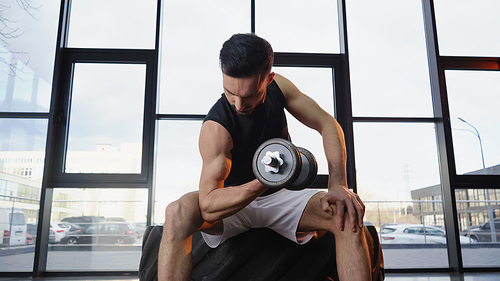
[61, 216, 105, 232]
[461, 218, 500, 243]
[105, 217, 127, 222]
[51, 222, 70, 243]
[0, 207, 27, 247]
[380, 224, 472, 244]
[61, 216, 105, 225]
[64, 222, 82, 232]
[60, 222, 136, 245]
[26, 233, 34, 245]
[132, 222, 147, 239]
[27, 222, 56, 244]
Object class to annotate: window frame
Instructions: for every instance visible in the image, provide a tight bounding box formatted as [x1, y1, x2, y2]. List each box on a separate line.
[2, 0, 498, 278]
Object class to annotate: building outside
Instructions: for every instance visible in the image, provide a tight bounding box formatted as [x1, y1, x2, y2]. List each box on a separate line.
[0, 146, 147, 226]
[411, 165, 500, 232]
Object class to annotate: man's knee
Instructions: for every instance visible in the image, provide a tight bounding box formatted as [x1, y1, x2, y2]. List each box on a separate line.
[327, 207, 365, 242]
[163, 194, 202, 239]
[164, 200, 183, 230]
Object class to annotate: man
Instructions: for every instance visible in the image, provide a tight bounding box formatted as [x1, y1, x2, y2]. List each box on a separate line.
[159, 33, 371, 281]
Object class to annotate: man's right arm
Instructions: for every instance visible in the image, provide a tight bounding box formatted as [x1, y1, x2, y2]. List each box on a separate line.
[197, 121, 268, 224]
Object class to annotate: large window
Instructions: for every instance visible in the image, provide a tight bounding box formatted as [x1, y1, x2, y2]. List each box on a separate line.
[2, 0, 499, 277]
[347, 0, 444, 269]
[0, 0, 59, 273]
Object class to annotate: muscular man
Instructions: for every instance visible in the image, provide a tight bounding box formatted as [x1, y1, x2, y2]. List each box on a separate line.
[159, 33, 371, 281]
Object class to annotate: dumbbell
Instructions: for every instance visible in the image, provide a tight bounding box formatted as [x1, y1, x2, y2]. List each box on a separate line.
[252, 138, 318, 190]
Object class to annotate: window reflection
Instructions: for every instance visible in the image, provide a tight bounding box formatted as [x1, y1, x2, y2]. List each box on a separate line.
[446, 71, 500, 175]
[0, 119, 48, 272]
[67, 0, 157, 49]
[347, 0, 433, 117]
[0, 0, 58, 113]
[47, 188, 147, 271]
[434, 0, 500, 57]
[159, 0, 250, 114]
[154, 121, 202, 225]
[65, 63, 146, 174]
[354, 122, 445, 268]
[456, 189, 500, 268]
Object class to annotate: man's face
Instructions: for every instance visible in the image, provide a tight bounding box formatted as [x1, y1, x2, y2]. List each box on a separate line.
[222, 72, 275, 115]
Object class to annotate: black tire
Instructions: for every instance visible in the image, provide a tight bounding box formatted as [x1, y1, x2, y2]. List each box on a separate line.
[470, 235, 478, 243]
[66, 237, 78, 245]
[114, 237, 126, 245]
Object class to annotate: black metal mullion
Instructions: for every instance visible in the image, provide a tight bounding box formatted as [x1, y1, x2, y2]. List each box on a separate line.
[251, 0, 255, 33]
[422, 0, 463, 273]
[441, 56, 500, 71]
[33, 0, 72, 276]
[336, 0, 357, 193]
[0, 112, 50, 118]
[353, 117, 439, 123]
[64, 48, 156, 63]
[455, 175, 500, 189]
[274, 52, 342, 67]
[156, 114, 206, 121]
[146, 0, 163, 234]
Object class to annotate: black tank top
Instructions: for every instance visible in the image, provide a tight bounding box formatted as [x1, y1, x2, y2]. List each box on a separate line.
[204, 80, 289, 195]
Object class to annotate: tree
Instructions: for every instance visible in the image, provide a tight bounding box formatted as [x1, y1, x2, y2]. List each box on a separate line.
[0, 0, 41, 77]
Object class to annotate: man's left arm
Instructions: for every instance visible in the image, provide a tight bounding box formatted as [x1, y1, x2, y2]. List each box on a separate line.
[274, 73, 365, 232]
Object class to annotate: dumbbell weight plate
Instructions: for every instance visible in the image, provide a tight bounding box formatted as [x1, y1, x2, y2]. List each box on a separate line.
[252, 138, 301, 189]
[287, 147, 318, 190]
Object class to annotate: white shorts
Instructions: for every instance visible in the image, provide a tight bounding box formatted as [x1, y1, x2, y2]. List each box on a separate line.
[201, 188, 321, 248]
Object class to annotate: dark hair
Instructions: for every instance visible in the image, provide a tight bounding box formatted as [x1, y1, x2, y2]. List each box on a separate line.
[219, 33, 274, 78]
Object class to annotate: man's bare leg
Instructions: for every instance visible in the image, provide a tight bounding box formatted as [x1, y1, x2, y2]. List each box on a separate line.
[158, 192, 222, 281]
[298, 192, 371, 281]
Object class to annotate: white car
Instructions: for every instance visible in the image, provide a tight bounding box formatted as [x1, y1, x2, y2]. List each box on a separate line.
[380, 224, 473, 244]
[0, 207, 27, 246]
[51, 222, 71, 243]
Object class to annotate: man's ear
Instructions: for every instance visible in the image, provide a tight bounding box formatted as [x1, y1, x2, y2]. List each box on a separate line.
[266, 72, 276, 86]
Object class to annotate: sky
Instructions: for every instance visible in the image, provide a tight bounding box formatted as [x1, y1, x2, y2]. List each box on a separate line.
[0, 0, 499, 217]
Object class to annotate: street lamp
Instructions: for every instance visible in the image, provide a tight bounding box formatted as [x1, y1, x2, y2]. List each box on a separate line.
[458, 117, 485, 170]
[458, 117, 496, 242]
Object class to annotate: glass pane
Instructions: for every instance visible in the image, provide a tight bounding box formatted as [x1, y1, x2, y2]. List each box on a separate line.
[255, 0, 339, 53]
[159, 0, 250, 114]
[347, 0, 433, 117]
[434, 0, 500, 57]
[0, 118, 47, 272]
[154, 121, 202, 225]
[67, 0, 157, 49]
[46, 188, 147, 271]
[65, 63, 145, 174]
[274, 67, 334, 175]
[0, 0, 60, 112]
[456, 189, 500, 268]
[446, 71, 500, 175]
[354, 123, 446, 268]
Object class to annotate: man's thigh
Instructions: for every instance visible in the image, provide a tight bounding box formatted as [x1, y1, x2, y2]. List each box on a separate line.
[297, 191, 338, 233]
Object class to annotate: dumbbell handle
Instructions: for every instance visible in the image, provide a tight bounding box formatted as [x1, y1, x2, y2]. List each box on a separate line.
[262, 155, 279, 167]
